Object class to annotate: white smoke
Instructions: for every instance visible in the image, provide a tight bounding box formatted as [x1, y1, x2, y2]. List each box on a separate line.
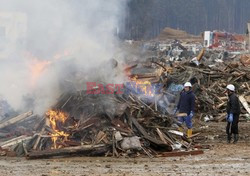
[0, 0, 127, 115]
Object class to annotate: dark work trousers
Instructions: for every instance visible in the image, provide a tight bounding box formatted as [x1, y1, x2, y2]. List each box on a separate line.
[226, 114, 239, 134]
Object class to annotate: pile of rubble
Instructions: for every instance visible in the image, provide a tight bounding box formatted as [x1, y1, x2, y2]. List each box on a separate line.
[171, 59, 250, 121]
[0, 43, 250, 159]
[0, 90, 204, 159]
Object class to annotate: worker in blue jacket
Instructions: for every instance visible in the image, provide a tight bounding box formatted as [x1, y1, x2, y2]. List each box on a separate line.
[176, 82, 195, 137]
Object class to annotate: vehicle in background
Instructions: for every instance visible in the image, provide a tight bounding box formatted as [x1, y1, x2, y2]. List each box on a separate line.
[203, 30, 246, 51]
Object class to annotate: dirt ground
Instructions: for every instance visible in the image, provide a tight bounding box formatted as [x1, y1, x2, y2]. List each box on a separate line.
[1, 122, 250, 176]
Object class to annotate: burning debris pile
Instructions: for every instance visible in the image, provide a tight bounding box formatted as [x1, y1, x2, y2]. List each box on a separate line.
[0, 90, 197, 159]
[0, 43, 250, 159]
[0, 59, 203, 159]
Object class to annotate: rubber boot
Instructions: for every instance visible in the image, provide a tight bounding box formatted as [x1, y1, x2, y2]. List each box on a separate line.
[233, 134, 238, 144]
[227, 134, 231, 144]
[187, 129, 192, 138]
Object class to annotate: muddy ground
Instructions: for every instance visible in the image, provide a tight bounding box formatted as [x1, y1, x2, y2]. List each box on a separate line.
[1, 122, 250, 176]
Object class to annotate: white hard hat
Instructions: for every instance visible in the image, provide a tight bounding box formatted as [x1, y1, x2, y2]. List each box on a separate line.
[226, 84, 235, 91]
[184, 82, 192, 87]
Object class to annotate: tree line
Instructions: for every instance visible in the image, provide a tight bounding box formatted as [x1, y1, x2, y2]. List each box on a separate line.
[120, 0, 250, 40]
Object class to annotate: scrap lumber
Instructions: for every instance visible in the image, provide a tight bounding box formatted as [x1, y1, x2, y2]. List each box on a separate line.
[95, 131, 107, 144]
[176, 113, 187, 117]
[112, 131, 118, 157]
[0, 135, 32, 149]
[239, 96, 250, 114]
[4, 48, 250, 159]
[158, 150, 204, 157]
[168, 130, 184, 137]
[215, 113, 227, 122]
[0, 111, 33, 129]
[32, 118, 50, 150]
[156, 128, 168, 144]
[197, 48, 205, 61]
[156, 128, 175, 145]
[27, 144, 110, 159]
[130, 116, 172, 150]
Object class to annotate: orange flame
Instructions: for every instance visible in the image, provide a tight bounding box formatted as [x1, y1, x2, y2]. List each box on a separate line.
[30, 59, 51, 86]
[25, 51, 52, 87]
[26, 49, 71, 87]
[130, 76, 154, 97]
[46, 110, 69, 149]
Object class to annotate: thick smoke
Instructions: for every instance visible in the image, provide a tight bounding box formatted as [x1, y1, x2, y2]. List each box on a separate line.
[0, 0, 127, 115]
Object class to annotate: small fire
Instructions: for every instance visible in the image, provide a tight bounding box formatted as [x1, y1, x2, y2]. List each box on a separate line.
[46, 110, 69, 149]
[130, 76, 154, 97]
[25, 51, 52, 87]
[26, 49, 71, 87]
[30, 59, 51, 86]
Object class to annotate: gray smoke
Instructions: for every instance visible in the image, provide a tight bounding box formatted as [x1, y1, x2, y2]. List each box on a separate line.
[0, 0, 127, 115]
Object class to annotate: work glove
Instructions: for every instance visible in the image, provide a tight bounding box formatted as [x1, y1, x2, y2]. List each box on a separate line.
[226, 113, 233, 123]
[189, 111, 194, 118]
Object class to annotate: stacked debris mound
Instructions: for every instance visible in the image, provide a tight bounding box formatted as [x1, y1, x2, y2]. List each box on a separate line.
[1, 89, 201, 159]
[1, 47, 249, 159]
[0, 57, 205, 159]
[170, 60, 250, 121]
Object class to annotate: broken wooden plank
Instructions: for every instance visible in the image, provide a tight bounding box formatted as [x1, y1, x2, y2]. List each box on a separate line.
[111, 118, 133, 134]
[0, 135, 32, 149]
[141, 146, 153, 158]
[0, 111, 33, 129]
[33, 118, 50, 150]
[156, 128, 175, 145]
[112, 131, 118, 157]
[215, 113, 227, 122]
[156, 128, 168, 144]
[129, 116, 172, 150]
[168, 130, 184, 137]
[151, 61, 167, 71]
[239, 95, 250, 115]
[27, 144, 110, 159]
[216, 101, 226, 109]
[95, 131, 107, 144]
[193, 144, 212, 150]
[176, 113, 188, 117]
[158, 150, 204, 157]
